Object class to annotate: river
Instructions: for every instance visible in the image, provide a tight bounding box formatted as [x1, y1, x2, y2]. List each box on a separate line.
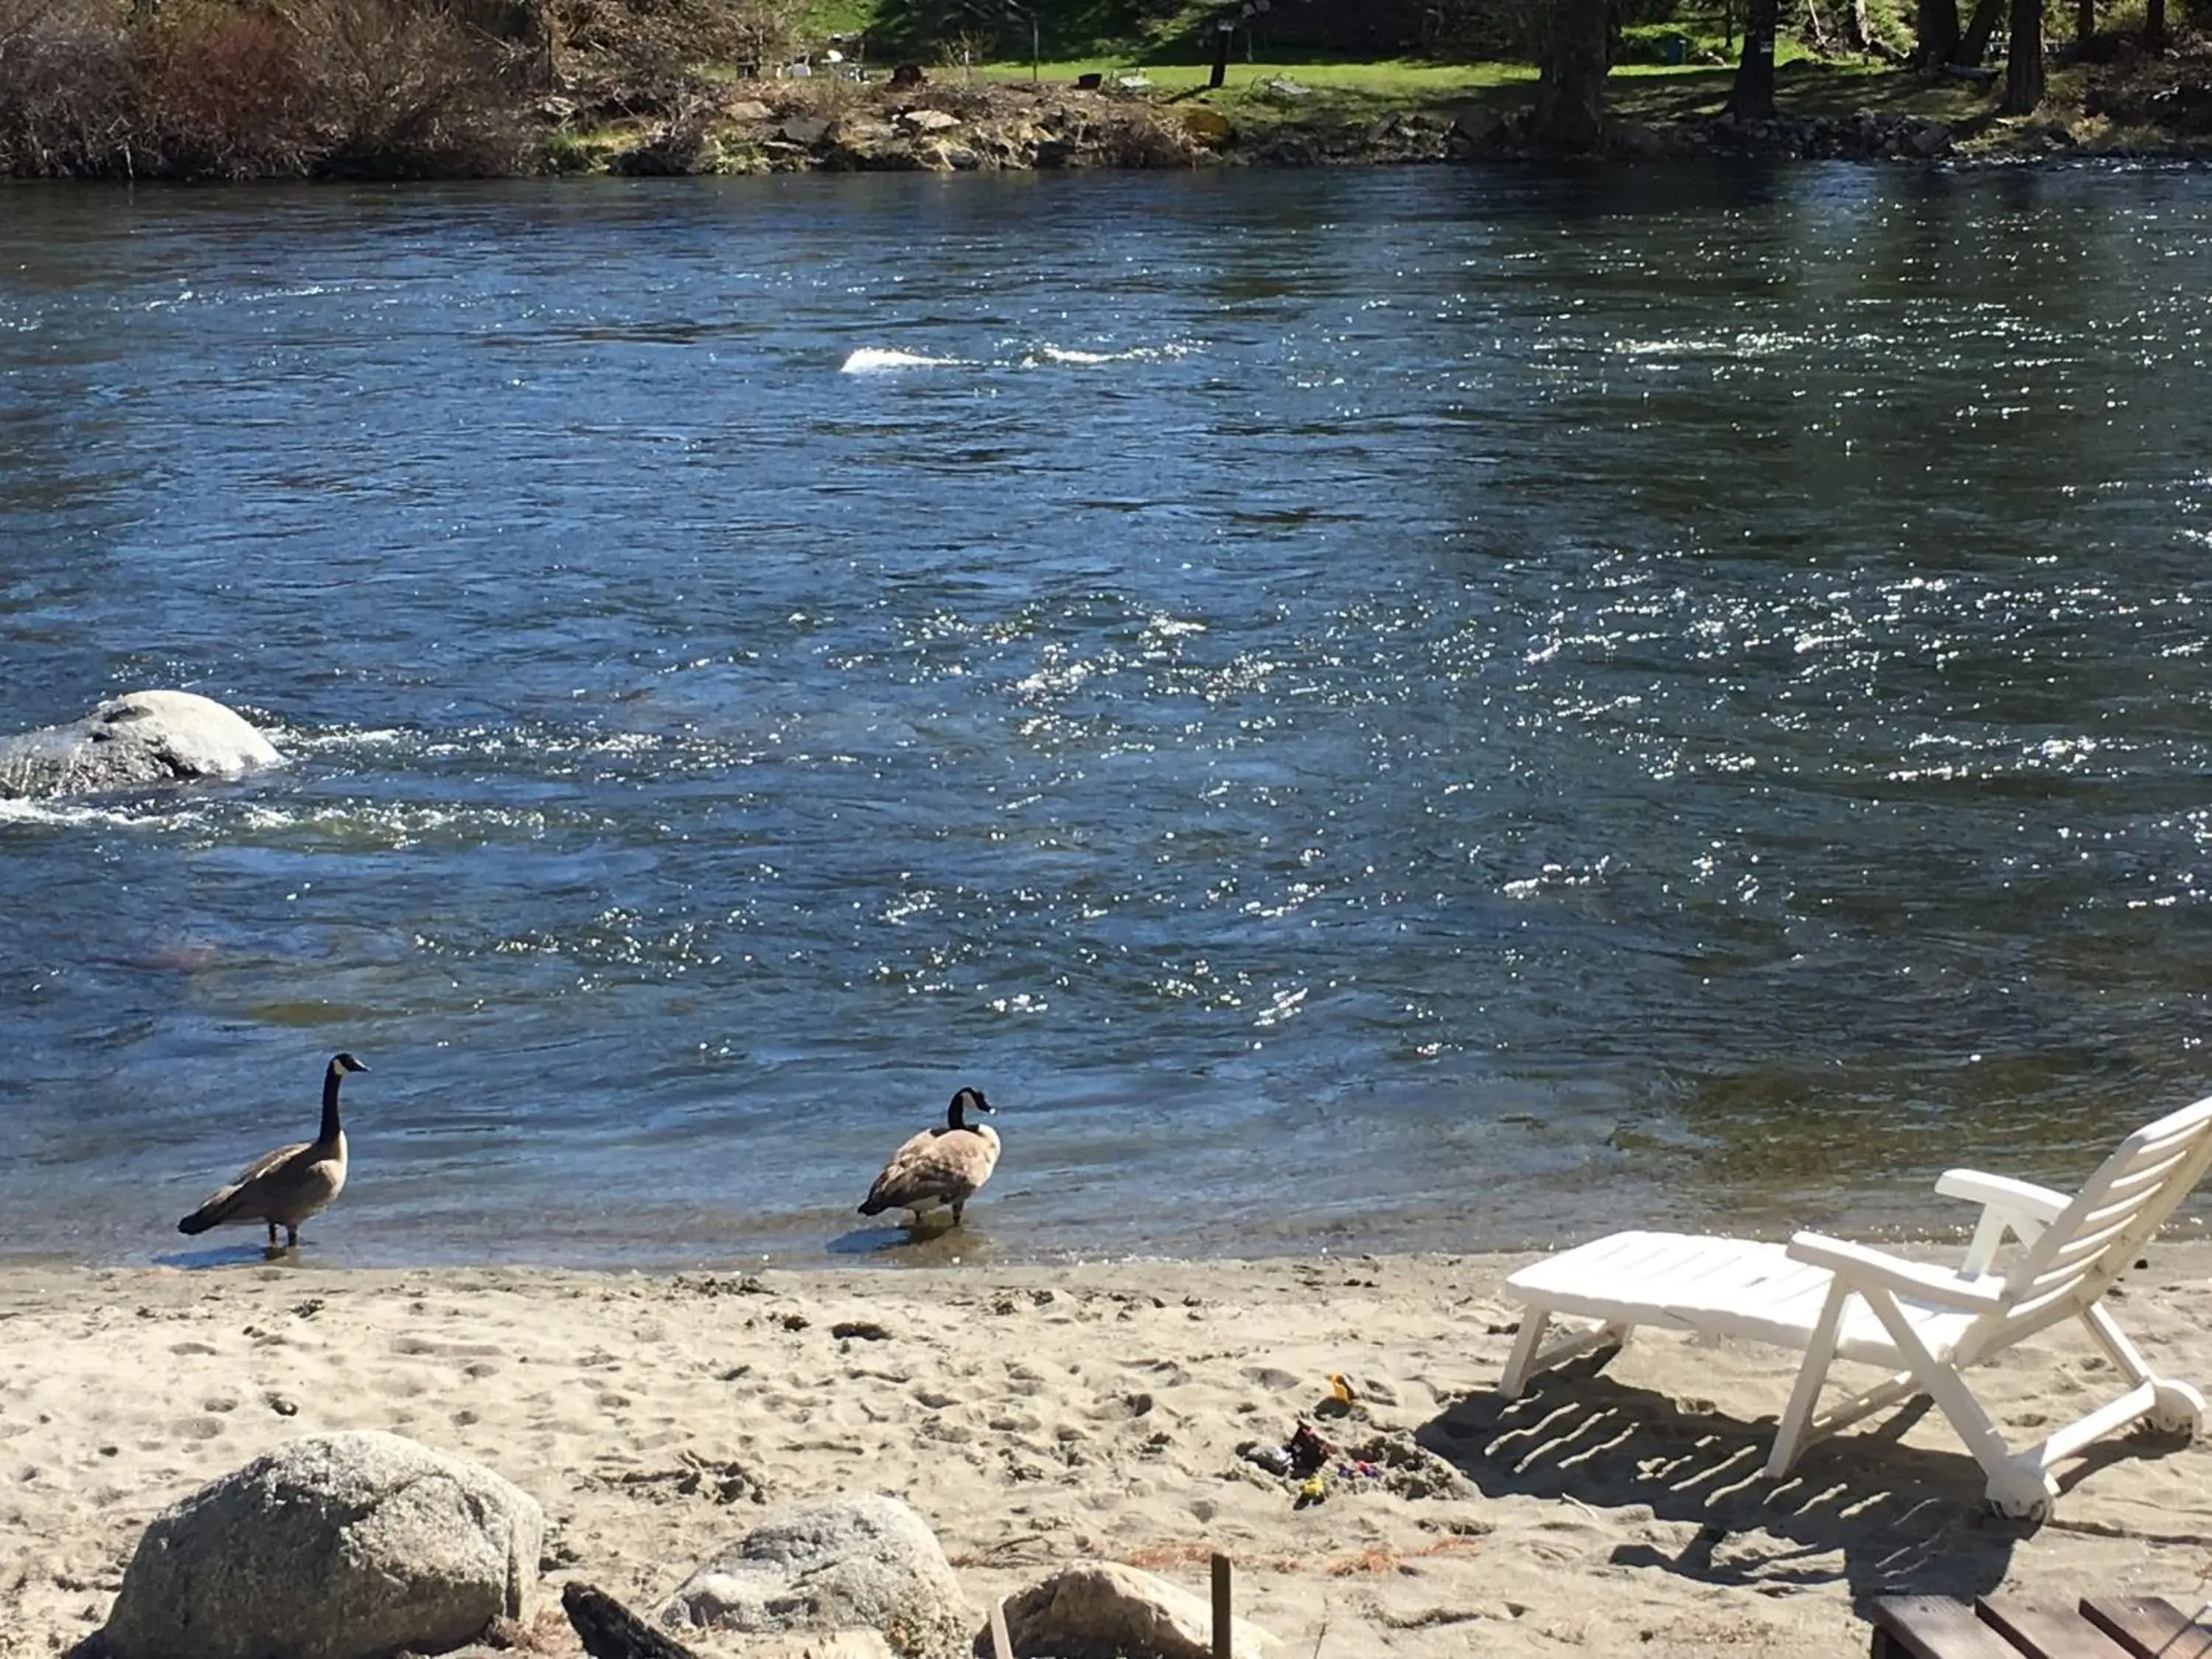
[4, 162, 2210, 1267]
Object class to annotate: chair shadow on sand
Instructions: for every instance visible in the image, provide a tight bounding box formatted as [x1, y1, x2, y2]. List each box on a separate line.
[1415, 1348, 2194, 1614]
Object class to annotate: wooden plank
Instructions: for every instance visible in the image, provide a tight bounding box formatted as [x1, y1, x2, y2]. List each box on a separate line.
[2079, 1597, 2212, 1659]
[1211, 1551, 1232, 1659]
[1978, 1597, 2138, 1659]
[1870, 1596, 2029, 1659]
[560, 1582, 703, 1659]
[987, 1597, 1015, 1659]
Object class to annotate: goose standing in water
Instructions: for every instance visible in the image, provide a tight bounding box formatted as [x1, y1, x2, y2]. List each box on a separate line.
[178, 1053, 367, 1249]
[858, 1086, 1000, 1228]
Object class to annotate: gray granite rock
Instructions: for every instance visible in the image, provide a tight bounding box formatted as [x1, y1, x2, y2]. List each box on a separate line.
[987, 1560, 1279, 1659]
[102, 1430, 542, 1659]
[0, 690, 282, 799]
[658, 1495, 967, 1659]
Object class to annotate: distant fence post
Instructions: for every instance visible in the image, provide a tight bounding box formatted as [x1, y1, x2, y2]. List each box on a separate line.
[1211, 1552, 1232, 1659]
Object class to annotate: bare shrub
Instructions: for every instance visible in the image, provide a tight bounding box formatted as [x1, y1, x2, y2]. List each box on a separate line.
[1089, 104, 1200, 167]
[554, 0, 798, 117]
[132, 0, 319, 176]
[290, 0, 535, 175]
[0, 0, 134, 175]
[1, 0, 536, 175]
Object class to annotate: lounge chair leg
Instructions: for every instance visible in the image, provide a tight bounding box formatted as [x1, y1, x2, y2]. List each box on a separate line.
[1500, 1312, 1549, 1398]
[1767, 1279, 1849, 1478]
[2080, 1303, 2153, 1386]
[1859, 1283, 2029, 1504]
[1809, 1370, 1921, 1441]
[2078, 1304, 2202, 1436]
[1498, 1311, 1629, 1398]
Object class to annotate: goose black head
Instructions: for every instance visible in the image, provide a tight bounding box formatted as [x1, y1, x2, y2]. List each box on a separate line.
[331, 1053, 369, 1074]
[948, 1086, 993, 1123]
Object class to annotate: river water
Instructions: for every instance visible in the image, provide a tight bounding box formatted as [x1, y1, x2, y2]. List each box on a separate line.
[4, 163, 2210, 1269]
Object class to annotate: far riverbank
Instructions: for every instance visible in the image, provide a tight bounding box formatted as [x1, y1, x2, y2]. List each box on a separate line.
[5, 24, 2211, 182]
[455, 52, 2212, 176]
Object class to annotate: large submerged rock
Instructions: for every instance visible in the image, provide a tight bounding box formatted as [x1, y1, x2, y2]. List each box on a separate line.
[657, 1495, 969, 1659]
[0, 689, 282, 799]
[101, 1430, 543, 1659]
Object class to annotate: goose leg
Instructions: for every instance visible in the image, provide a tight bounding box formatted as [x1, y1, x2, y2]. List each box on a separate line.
[267, 1221, 279, 1248]
[950, 1201, 965, 1225]
[285, 1225, 300, 1248]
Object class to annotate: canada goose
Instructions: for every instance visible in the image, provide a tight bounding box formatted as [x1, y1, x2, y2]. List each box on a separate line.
[858, 1086, 1000, 1227]
[177, 1053, 366, 1248]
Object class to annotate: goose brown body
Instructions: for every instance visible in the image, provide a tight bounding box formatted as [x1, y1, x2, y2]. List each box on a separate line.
[177, 1054, 366, 1248]
[858, 1087, 1001, 1225]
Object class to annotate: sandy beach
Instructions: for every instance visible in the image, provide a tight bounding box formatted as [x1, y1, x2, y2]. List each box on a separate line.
[3, 1245, 2210, 1657]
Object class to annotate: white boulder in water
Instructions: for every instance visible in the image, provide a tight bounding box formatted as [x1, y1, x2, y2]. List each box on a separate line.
[839, 347, 964, 374]
[0, 689, 282, 799]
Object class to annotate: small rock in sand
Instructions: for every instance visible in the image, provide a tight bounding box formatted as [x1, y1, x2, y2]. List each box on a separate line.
[658, 1495, 968, 1659]
[988, 1560, 1279, 1659]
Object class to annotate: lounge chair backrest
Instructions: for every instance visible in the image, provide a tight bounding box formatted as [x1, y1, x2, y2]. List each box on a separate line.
[2000, 1094, 2212, 1322]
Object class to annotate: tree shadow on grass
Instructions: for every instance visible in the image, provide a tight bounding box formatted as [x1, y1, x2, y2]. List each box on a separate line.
[1414, 1350, 2179, 1613]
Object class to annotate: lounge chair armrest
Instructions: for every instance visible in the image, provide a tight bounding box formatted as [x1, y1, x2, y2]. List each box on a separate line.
[1934, 1169, 2070, 1223]
[1935, 1169, 2070, 1271]
[1786, 1231, 2006, 1310]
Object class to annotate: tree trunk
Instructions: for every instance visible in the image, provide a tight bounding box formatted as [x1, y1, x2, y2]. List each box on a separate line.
[2001, 0, 2043, 112]
[1729, 0, 1780, 117]
[1802, 0, 1834, 52]
[2143, 0, 2164, 46]
[1916, 0, 1960, 64]
[1959, 0, 2003, 62]
[1843, 0, 1889, 55]
[2074, 0, 2093, 44]
[1530, 0, 1610, 152]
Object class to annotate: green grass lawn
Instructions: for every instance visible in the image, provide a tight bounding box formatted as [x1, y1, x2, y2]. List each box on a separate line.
[946, 52, 2003, 131]
[969, 57, 1534, 93]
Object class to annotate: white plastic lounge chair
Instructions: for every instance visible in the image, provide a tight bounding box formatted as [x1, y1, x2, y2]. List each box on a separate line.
[1499, 1094, 2212, 1521]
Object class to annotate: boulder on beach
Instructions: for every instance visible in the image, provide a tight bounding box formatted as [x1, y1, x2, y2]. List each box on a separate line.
[985, 1560, 1280, 1659]
[657, 1494, 969, 1659]
[0, 689, 282, 799]
[100, 1429, 543, 1659]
